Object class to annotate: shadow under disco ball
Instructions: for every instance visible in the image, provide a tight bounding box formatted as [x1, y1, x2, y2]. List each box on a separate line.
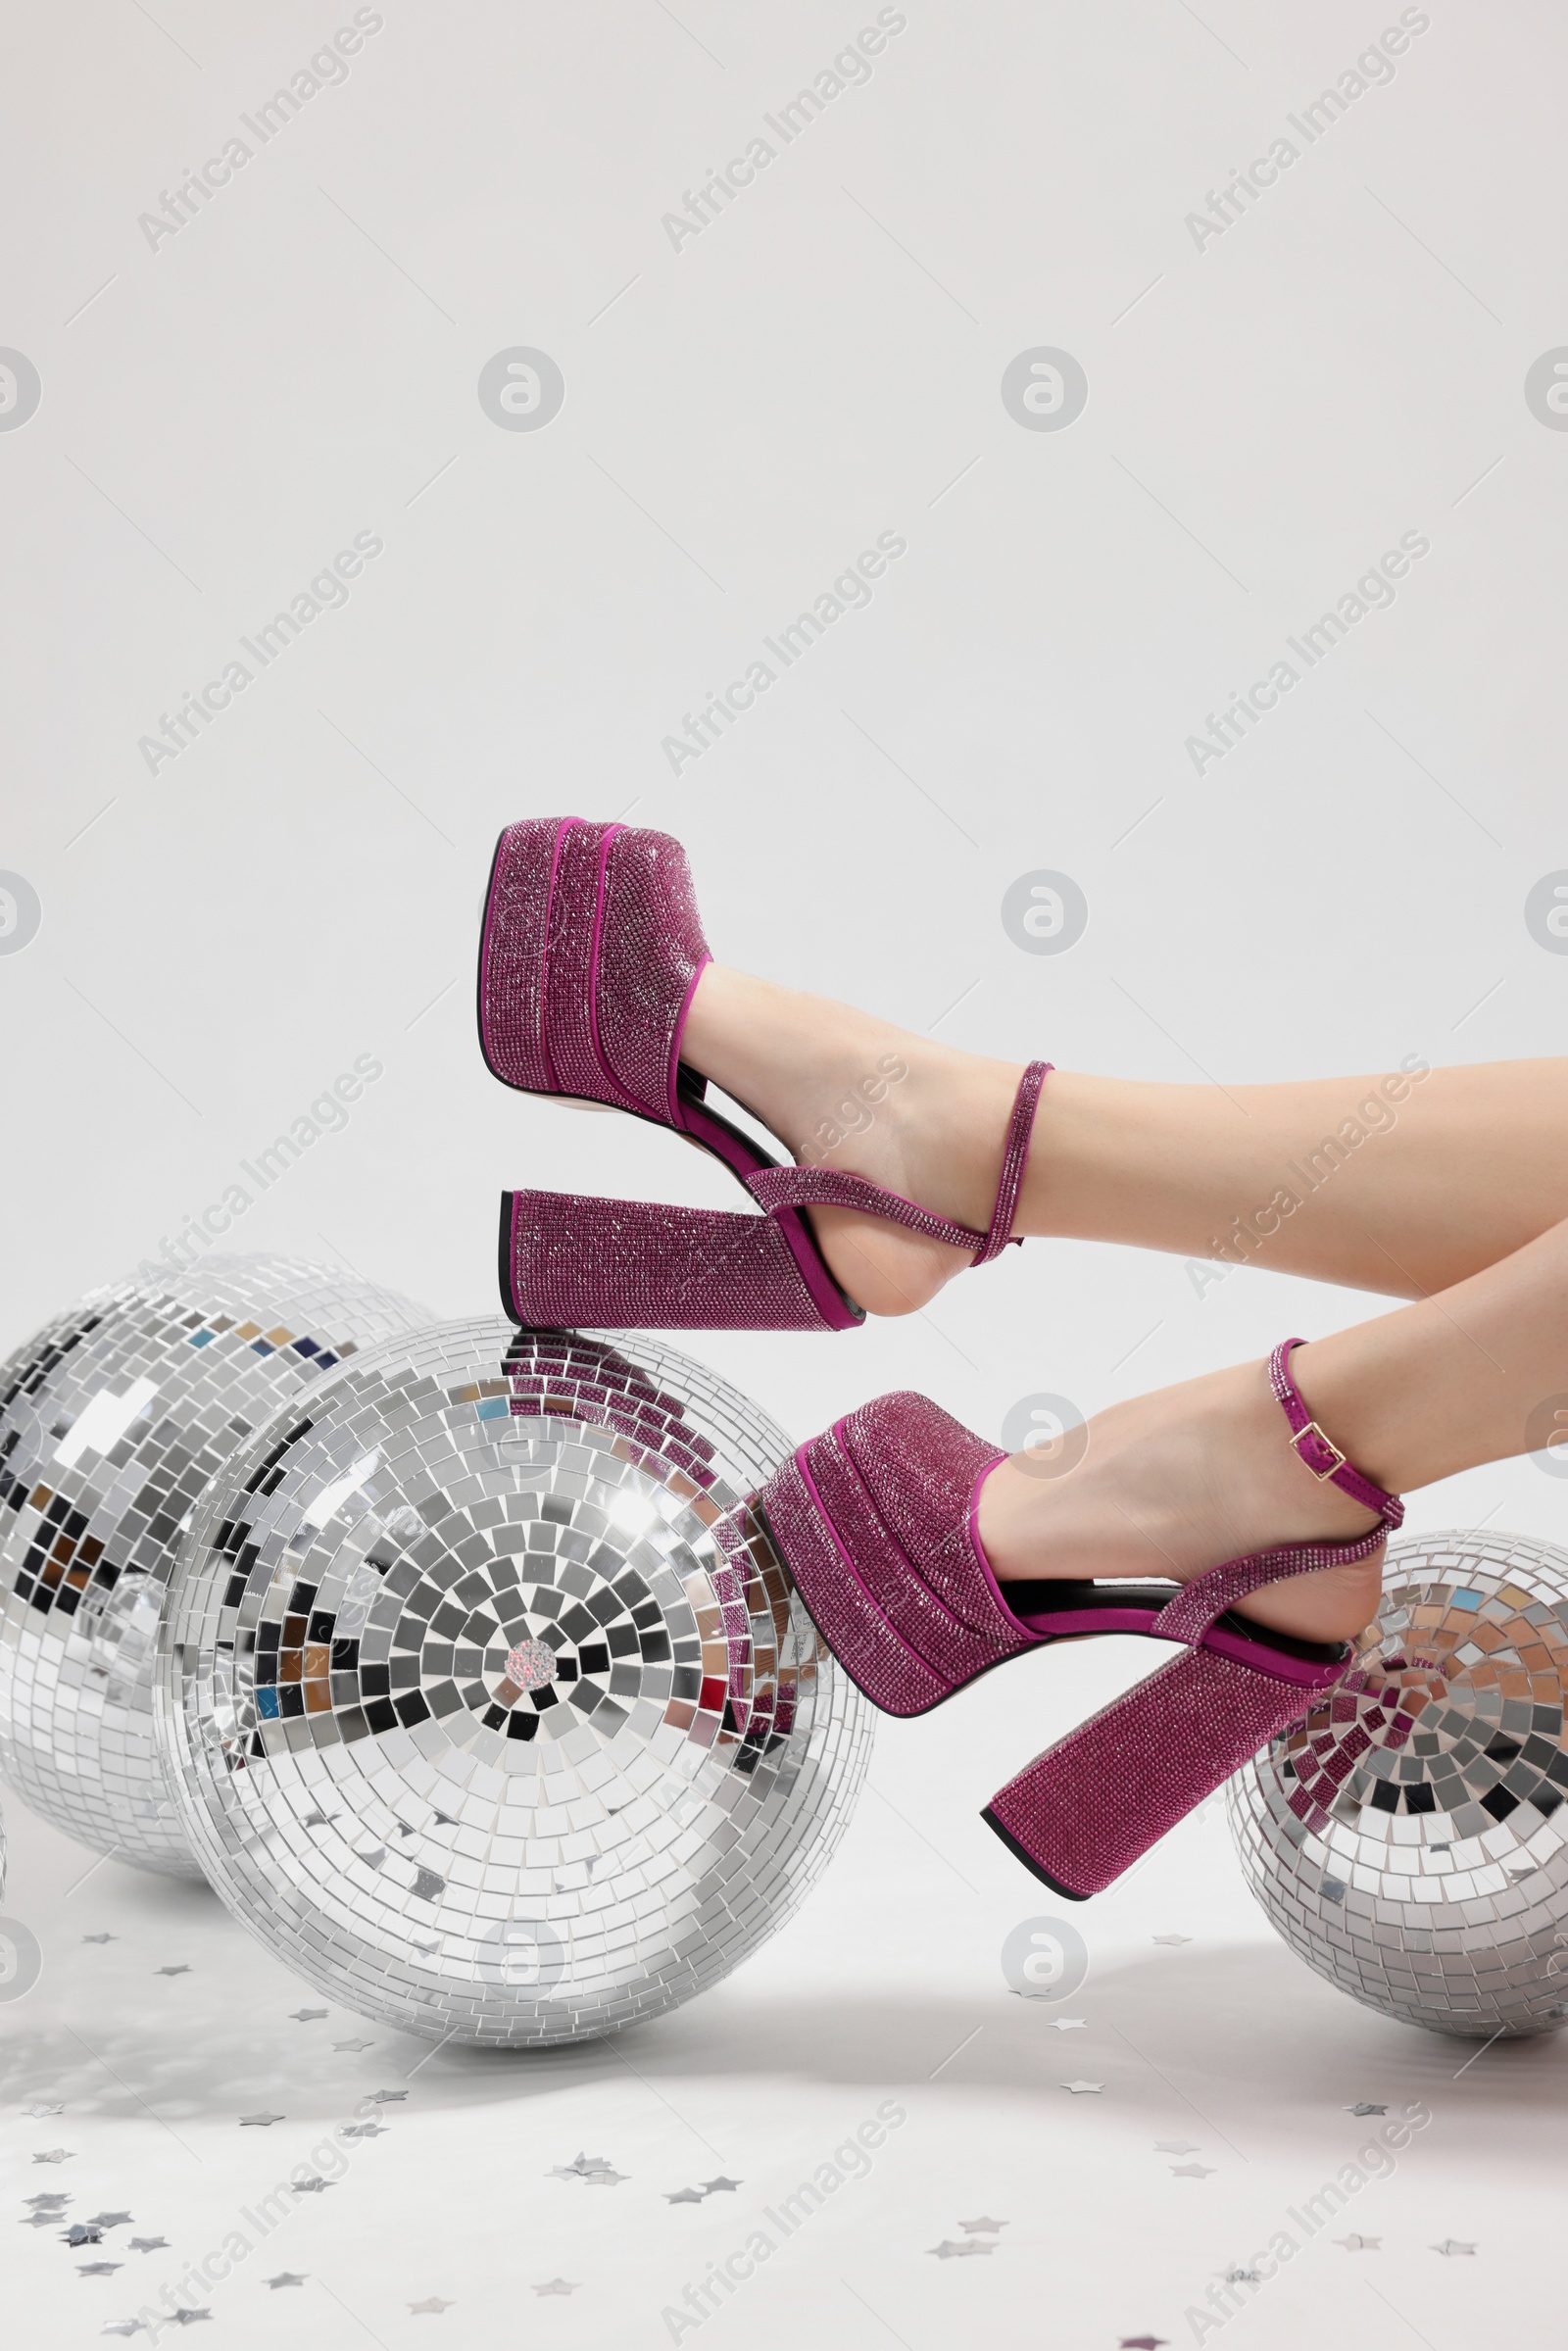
[0, 1256, 426, 1878]
[157, 1321, 873, 2046]
[1229, 1529, 1568, 2039]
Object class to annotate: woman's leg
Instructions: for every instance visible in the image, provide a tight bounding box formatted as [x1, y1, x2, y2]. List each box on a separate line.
[682, 964, 1568, 1314]
[978, 1207, 1568, 1644]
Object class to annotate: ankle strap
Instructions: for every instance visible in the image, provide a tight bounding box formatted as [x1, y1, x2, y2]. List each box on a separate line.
[1269, 1338, 1399, 1521]
[975, 1060, 1050, 1264]
[746, 1061, 1052, 1267]
[1150, 1339, 1402, 1647]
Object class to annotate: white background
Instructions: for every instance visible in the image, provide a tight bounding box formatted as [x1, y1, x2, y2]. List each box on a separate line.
[3, 2, 1567, 2344]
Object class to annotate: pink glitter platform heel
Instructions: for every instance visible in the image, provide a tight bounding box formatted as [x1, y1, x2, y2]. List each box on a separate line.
[481, 813, 1052, 1333]
[982, 1347, 1404, 1898]
[756, 1340, 1402, 1889]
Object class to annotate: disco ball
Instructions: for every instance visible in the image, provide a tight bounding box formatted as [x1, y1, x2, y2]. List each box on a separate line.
[157, 1321, 873, 2045]
[0, 1257, 425, 1877]
[1229, 1529, 1568, 2038]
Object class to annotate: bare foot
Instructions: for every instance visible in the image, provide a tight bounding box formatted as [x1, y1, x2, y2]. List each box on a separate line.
[976, 1353, 1386, 1644]
[680, 963, 1028, 1316]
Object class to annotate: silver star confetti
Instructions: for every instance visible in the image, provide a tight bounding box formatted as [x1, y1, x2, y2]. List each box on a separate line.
[1060, 2080, 1104, 2095]
[33, 2149, 75, 2164]
[409, 2297, 454, 2314]
[1119, 2338, 1169, 2349]
[340, 2122, 389, 2139]
[239, 2113, 285, 2128]
[1337, 2234, 1380, 2251]
[1152, 1935, 1192, 1946]
[100, 2327, 145, 2338]
[79, 2263, 123, 2277]
[128, 2239, 168, 2255]
[89, 2213, 132, 2229]
[928, 2238, 993, 2259]
[332, 2039, 373, 2053]
[1346, 2102, 1388, 2117]
[64, 2224, 105, 2245]
[1432, 2239, 1476, 2256]
[1154, 2141, 1199, 2154]
[289, 2010, 328, 2023]
[701, 2177, 742, 2194]
[1171, 2164, 1215, 2179]
[959, 2217, 1007, 2233]
[664, 2188, 705, 2206]
[24, 2102, 64, 2118]
[154, 1965, 191, 1978]
[165, 2311, 210, 2326]
[1048, 2017, 1086, 2032]
[25, 2192, 70, 2207]
[533, 2279, 580, 2296]
[293, 2178, 334, 2195]
[81, 1934, 117, 1945]
[366, 2089, 407, 2104]
[265, 2274, 308, 2288]
[551, 2151, 626, 2185]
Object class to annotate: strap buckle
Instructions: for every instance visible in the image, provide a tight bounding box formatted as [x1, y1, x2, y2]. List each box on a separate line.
[1291, 1419, 1347, 1481]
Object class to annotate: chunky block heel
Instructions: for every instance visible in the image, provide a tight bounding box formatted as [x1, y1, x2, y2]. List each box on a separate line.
[981, 1638, 1346, 1899]
[500, 1190, 861, 1333]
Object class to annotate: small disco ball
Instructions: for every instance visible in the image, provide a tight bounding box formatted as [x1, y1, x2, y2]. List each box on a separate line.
[0, 1256, 424, 1877]
[1229, 1529, 1568, 2038]
[157, 1321, 873, 2045]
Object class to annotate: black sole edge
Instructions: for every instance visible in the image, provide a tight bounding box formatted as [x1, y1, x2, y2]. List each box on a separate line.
[475, 821, 522, 1092]
[979, 1805, 1090, 1901]
[496, 1191, 518, 1323]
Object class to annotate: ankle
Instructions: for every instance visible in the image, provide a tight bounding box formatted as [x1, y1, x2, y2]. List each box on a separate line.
[977, 1356, 1387, 1645]
[683, 964, 1025, 1219]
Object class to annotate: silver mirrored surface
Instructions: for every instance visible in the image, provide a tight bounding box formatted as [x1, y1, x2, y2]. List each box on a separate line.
[1229, 1529, 1568, 2038]
[0, 1257, 425, 1875]
[158, 1321, 873, 2044]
